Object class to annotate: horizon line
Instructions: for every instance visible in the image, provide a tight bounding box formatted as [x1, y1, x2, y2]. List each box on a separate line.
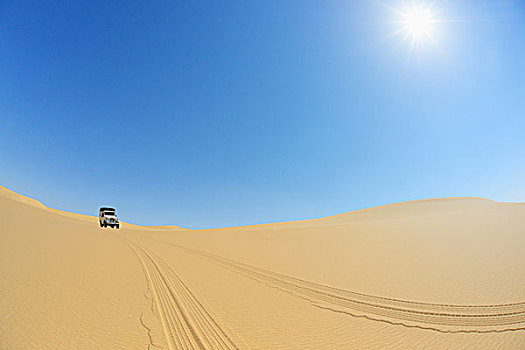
[3, 184, 524, 231]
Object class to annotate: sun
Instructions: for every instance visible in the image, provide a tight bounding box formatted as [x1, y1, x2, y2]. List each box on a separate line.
[403, 7, 434, 38]
[390, 1, 441, 52]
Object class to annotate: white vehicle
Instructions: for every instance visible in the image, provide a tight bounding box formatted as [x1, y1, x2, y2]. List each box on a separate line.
[99, 207, 119, 229]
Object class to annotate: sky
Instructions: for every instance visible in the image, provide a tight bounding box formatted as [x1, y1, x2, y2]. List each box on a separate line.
[1, 0, 524, 229]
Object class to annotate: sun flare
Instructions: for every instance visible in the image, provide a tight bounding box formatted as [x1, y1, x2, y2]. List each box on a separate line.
[403, 7, 434, 37]
[391, 1, 441, 53]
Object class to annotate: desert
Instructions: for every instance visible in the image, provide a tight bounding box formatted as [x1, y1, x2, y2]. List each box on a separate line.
[2, 2, 525, 348]
[1, 185, 524, 349]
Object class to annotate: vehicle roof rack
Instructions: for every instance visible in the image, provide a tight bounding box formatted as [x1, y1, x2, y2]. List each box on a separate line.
[99, 207, 115, 211]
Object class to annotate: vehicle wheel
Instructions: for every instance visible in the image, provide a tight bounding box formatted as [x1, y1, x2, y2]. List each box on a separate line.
[99, 221, 102, 227]
[104, 222, 107, 228]
[116, 224, 120, 229]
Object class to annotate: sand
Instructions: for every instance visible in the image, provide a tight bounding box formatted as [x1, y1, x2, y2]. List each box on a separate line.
[1, 185, 524, 349]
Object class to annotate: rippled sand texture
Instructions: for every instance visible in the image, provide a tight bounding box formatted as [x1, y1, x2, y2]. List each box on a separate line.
[1, 185, 524, 349]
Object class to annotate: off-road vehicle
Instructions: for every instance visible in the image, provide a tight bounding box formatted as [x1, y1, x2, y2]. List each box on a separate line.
[99, 207, 119, 229]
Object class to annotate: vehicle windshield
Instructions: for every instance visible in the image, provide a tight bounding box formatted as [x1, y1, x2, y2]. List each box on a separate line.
[104, 212, 116, 216]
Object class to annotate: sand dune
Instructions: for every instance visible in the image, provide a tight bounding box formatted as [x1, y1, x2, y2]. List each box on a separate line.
[1, 185, 524, 349]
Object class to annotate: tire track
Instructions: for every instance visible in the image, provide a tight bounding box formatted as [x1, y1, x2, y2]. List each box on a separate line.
[121, 236, 239, 350]
[143, 237, 525, 333]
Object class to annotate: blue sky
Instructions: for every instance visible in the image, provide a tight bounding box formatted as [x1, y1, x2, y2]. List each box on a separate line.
[1, 0, 524, 228]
